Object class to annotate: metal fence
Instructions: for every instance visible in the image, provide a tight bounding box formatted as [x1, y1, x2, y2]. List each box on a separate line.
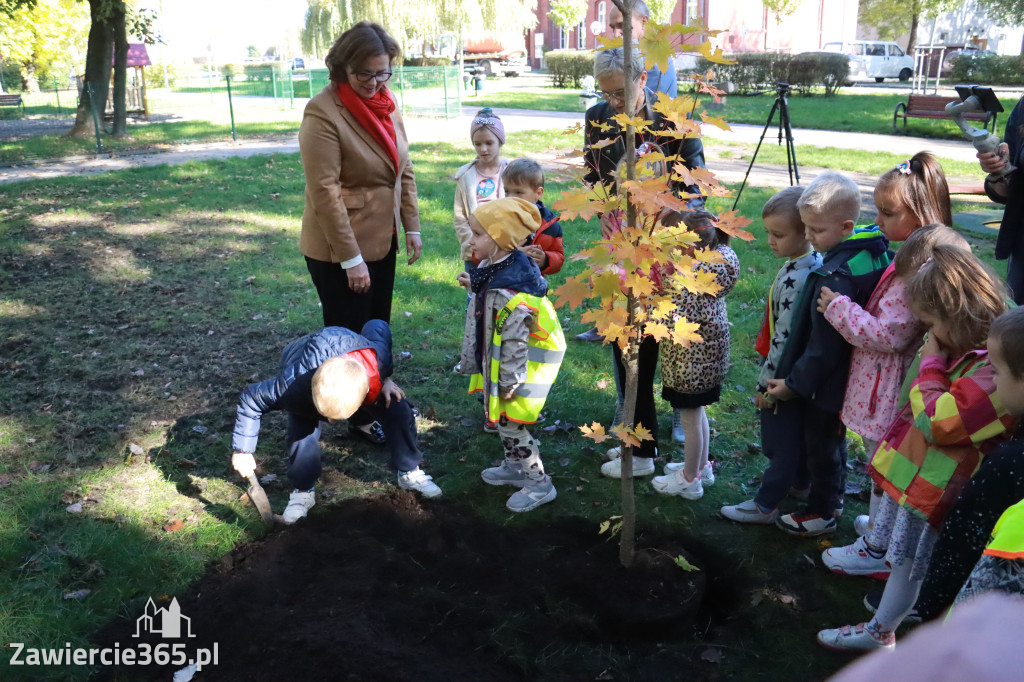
[0, 65, 463, 156]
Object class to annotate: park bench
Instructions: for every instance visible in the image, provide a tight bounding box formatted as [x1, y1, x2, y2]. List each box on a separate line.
[0, 94, 24, 112]
[893, 94, 996, 133]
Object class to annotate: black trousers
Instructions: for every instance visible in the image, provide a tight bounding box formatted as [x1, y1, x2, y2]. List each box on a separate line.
[305, 245, 397, 331]
[611, 335, 660, 457]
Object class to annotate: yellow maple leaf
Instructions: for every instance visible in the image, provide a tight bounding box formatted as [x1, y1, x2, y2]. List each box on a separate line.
[624, 272, 657, 298]
[562, 121, 584, 135]
[639, 23, 676, 72]
[590, 118, 614, 132]
[591, 270, 624, 300]
[553, 274, 591, 309]
[596, 35, 623, 51]
[652, 298, 676, 320]
[552, 186, 604, 221]
[621, 177, 692, 216]
[580, 421, 610, 443]
[716, 209, 756, 242]
[652, 96, 697, 126]
[610, 113, 653, 132]
[697, 40, 735, 65]
[670, 317, 704, 347]
[645, 321, 671, 343]
[611, 425, 641, 449]
[699, 111, 731, 131]
[633, 423, 654, 442]
[583, 305, 629, 330]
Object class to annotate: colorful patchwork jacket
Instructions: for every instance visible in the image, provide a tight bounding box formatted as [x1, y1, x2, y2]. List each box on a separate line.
[870, 350, 1018, 528]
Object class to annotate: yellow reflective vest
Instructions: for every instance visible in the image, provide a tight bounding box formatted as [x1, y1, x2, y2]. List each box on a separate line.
[984, 498, 1024, 561]
[469, 292, 566, 424]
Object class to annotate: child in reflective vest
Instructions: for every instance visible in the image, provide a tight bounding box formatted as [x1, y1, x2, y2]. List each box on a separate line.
[456, 197, 566, 513]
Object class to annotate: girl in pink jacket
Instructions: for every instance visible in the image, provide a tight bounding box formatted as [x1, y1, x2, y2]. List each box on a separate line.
[817, 153, 954, 549]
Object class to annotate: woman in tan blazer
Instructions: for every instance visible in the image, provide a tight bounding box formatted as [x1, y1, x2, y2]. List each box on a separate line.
[299, 21, 422, 332]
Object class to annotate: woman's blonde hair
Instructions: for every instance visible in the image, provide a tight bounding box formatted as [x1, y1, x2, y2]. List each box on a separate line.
[312, 357, 369, 420]
[905, 244, 1008, 357]
[892, 223, 970, 278]
[875, 151, 953, 230]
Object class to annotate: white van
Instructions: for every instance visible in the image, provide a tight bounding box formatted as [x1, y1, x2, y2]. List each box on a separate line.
[822, 40, 914, 82]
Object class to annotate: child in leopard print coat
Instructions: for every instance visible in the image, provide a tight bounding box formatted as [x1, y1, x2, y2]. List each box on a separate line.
[651, 210, 739, 501]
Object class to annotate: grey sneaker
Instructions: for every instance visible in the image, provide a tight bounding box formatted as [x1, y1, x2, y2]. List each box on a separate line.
[664, 461, 715, 486]
[506, 476, 557, 512]
[481, 459, 529, 487]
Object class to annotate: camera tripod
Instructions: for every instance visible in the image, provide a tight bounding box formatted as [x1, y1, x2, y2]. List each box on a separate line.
[732, 82, 800, 210]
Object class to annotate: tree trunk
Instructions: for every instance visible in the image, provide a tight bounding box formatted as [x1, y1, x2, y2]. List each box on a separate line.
[111, 2, 128, 137]
[906, 9, 919, 54]
[615, 0, 639, 570]
[67, 0, 115, 138]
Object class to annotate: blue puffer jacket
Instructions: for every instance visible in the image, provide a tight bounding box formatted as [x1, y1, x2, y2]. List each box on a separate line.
[231, 321, 393, 454]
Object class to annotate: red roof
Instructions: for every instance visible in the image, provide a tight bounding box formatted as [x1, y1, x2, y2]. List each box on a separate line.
[111, 43, 151, 67]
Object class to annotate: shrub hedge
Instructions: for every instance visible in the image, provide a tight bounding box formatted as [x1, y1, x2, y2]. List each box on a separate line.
[547, 49, 595, 88]
[949, 54, 1024, 85]
[694, 52, 849, 97]
[404, 57, 451, 67]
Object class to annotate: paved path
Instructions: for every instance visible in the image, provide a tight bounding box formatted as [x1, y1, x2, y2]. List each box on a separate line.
[0, 104, 987, 185]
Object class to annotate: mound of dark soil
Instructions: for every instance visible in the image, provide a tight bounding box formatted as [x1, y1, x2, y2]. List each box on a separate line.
[94, 492, 716, 682]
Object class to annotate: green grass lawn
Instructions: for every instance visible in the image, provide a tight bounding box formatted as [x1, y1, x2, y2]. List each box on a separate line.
[0, 127, 1005, 680]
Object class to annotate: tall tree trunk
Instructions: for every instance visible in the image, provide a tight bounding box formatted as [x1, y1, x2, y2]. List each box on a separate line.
[67, 0, 114, 138]
[111, 3, 128, 137]
[906, 9, 919, 53]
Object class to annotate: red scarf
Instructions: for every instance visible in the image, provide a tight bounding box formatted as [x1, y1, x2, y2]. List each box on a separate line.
[338, 82, 399, 175]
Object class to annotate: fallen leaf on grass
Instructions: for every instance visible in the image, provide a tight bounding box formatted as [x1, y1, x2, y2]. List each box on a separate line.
[128, 443, 144, 456]
[558, 457, 571, 467]
[28, 461, 51, 473]
[460, 418, 475, 428]
[238, 492, 251, 504]
[66, 502, 83, 514]
[179, 459, 198, 467]
[0, 474, 11, 489]
[457, 456, 467, 462]
[700, 648, 723, 664]
[575, 485, 584, 492]
[61, 490, 80, 504]
[191, 425, 208, 434]
[63, 589, 91, 601]
[259, 474, 277, 484]
[163, 519, 184, 533]
[596, 378, 608, 390]
[798, 553, 816, 568]
[595, 670, 614, 681]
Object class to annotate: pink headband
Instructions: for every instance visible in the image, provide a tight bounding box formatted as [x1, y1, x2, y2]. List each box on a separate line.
[470, 107, 505, 145]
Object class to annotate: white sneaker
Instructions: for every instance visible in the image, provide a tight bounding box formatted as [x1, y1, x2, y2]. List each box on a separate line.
[397, 468, 443, 499]
[652, 469, 703, 499]
[603, 446, 657, 462]
[721, 499, 778, 524]
[821, 535, 890, 579]
[854, 514, 873, 537]
[671, 408, 686, 444]
[600, 456, 655, 478]
[663, 462, 714, 486]
[282, 489, 316, 524]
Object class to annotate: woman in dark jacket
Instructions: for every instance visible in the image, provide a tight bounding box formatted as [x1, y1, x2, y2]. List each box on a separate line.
[979, 95, 1023, 304]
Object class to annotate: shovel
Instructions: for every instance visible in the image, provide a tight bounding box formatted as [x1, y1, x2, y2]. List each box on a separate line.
[246, 473, 277, 526]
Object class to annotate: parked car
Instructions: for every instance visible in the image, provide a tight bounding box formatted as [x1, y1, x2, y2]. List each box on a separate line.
[822, 40, 914, 82]
[288, 57, 305, 70]
[942, 47, 996, 75]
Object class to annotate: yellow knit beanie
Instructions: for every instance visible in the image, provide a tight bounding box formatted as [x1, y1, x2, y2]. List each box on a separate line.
[473, 197, 541, 251]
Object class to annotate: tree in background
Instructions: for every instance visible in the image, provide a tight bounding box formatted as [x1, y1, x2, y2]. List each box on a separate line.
[548, 0, 588, 33]
[858, 0, 958, 52]
[301, 0, 337, 60]
[246, 44, 260, 59]
[0, 0, 89, 92]
[300, 0, 538, 60]
[645, 0, 676, 24]
[761, 0, 800, 52]
[975, 0, 1024, 54]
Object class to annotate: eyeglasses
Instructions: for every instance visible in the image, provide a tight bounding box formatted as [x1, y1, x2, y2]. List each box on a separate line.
[600, 89, 627, 102]
[353, 70, 393, 83]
